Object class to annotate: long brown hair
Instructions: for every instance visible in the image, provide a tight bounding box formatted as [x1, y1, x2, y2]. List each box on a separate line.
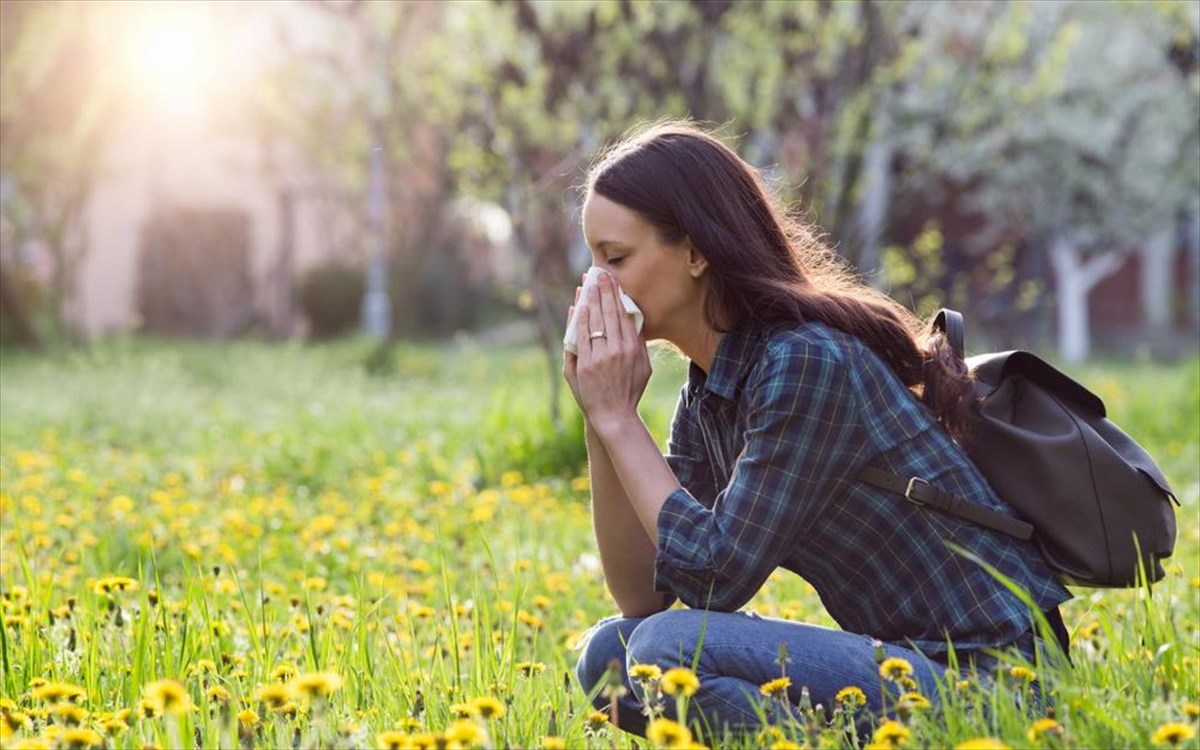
[585, 121, 974, 438]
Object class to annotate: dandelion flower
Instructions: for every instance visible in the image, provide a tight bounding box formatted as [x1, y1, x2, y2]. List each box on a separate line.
[660, 667, 700, 697]
[872, 719, 910, 747]
[516, 662, 545, 678]
[446, 719, 486, 747]
[468, 696, 504, 720]
[836, 685, 867, 709]
[1009, 666, 1037, 684]
[1151, 722, 1197, 746]
[630, 664, 663, 683]
[647, 718, 692, 748]
[143, 679, 192, 716]
[544, 737, 567, 750]
[759, 676, 792, 698]
[206, 685, 231, 704]
[1, 709, 32, 739]
[51, 704, 88, 726]
[31, 682, 86, 704]
[769, 741, 804, 750]
[271, 664, 297, 683]
[897, 691, 931, 712]
[237, 709, 260, 728]
[254, 683, 292, 709]
[878, 657, 913, 682]
[377, 730, 409, 750]
[954, 739, 1011, 750]
[57, 728, 104, 750]
[1027, 717, 1064, 743]
[586, 710, 609, 731]
[289, 671, 342, 700]
[1183, 702, 1200, 719]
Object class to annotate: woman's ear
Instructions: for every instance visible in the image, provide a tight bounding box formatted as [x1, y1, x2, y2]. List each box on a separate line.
[685, 239, 708, 279]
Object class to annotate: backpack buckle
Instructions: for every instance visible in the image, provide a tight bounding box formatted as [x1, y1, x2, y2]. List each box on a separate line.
[905, 477, 930, 506]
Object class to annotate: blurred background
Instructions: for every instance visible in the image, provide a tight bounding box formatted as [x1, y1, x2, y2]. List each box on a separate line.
[1, 0, 1197, 368]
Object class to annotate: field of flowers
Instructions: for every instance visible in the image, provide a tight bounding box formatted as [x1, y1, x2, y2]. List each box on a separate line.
[0, 339, 1197, 750]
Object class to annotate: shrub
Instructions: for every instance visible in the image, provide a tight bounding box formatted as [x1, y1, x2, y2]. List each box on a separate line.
[298, 262, 365, 339]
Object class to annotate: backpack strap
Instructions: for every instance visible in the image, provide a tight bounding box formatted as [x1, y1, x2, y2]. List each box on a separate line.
[934, 309, 965, 361]
[858, 466, 1034, 540]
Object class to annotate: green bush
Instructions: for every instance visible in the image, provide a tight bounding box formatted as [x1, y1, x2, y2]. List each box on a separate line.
[298, 262, 365, 339]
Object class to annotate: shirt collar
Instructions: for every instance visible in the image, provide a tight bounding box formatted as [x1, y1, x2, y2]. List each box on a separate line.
[687, 324, 767, 402]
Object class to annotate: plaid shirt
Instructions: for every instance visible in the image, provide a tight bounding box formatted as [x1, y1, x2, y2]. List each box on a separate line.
[655, 321, 1071, 657]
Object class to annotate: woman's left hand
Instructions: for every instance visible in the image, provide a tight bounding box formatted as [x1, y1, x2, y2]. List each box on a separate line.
[573, 272, 651, 431]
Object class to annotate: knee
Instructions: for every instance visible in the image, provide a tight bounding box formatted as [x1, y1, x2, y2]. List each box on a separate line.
[626, 609, 712, 668]
[575, 615, 640, 699]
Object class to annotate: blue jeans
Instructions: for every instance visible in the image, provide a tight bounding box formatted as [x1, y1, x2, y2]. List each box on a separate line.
[574, 609, 1034, 737]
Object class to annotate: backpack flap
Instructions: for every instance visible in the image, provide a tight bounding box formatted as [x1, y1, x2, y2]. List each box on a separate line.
[965, 352, 1178, 587]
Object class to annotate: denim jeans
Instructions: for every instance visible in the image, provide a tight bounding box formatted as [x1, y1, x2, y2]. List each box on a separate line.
[574, 609, 1036, 738]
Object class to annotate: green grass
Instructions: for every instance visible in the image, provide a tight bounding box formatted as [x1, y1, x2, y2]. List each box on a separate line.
[0, 338, 1196, 749]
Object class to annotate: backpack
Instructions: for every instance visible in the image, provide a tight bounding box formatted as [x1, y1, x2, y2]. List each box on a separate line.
[858, 309, 1179, 588]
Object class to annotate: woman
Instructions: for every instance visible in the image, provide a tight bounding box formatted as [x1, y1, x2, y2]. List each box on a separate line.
[564, 122, 1070, 738]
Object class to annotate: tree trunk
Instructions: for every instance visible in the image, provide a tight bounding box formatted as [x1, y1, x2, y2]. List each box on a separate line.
[0, 262, 39, 346]
[1187, 201, 1200, 332]
[1139, 225, 1175, 334]
[1050, 233, 1126, 363]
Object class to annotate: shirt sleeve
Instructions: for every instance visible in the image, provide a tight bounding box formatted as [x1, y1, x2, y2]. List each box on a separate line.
[653, 338, 865, 611]
[663, 385, 719, 509]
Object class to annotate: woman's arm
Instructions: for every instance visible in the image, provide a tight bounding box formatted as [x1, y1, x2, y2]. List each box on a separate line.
[584, 421, 673, 617]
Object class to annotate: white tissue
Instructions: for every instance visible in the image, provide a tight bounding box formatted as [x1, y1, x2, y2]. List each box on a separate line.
[563, 266, 644, 354]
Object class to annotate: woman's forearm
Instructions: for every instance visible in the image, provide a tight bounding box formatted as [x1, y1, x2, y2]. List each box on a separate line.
[586, 422, 671, 617]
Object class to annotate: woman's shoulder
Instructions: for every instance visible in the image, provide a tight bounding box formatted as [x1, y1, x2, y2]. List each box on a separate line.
[757, 320, 863, 368]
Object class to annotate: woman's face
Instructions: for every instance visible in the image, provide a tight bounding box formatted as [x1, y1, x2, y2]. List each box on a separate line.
[581, 193, 706, 342]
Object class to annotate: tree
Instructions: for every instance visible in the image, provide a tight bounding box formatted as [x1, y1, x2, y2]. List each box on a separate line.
[891, 0, 1200, 361]
[0, 1, 118, 343]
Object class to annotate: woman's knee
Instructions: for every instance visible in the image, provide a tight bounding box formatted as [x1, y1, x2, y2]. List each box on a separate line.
[575, 615, 642, 698]
[626, 609, 716, 668]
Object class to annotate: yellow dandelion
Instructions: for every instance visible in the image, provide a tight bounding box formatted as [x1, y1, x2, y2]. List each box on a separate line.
[1027, 717, 1063, 743]
[408, 734, 439, 750]
[51, 703, 88, 726]
[449, 702, 476, 719]
[446, 718, 486, 747]
[377, 730, 409, 750]
[586, 710, 609, 730]
[189, 659, 218, 678]
[516, 661, 546, 677]
[469, 696, 504, 720]
[1151, 722, 1197, 746]
[206, 685, 231, 704]
[31, 682, 86, 704]
[897, 691, 931, 712]
[56, 728, 104, 749]
[1, 708, 32, 735]
[647, 718, 692, 749]
[99, 716, 129, 736]
[10, 737, 51, 750]
[769, 741, 804, 750]
[878, 657, 913, 682]
[544, 737, 567, 750]
[836, 685, 867, 708]
[1009, 666, 1037, 684]
[661, 667, 700, 697]
[954, 739, 1011, 750]
[1183, 702, 1200, 719]
[254, 682, 292, 709]
[237, 708, 260, 727]
[630, 664, 663, 683]
[289, 671, 342, 700]
[143, 679, 192, 716]
[271, 664, 297, 683]
[760, 676, 792, 698]
[873, 719, 910, 747]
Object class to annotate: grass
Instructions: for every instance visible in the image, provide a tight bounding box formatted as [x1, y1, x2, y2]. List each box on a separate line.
[0, 337, 1196, 749]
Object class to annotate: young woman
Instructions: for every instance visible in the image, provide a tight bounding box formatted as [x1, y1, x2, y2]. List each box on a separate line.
[563, 122, 1071, 737]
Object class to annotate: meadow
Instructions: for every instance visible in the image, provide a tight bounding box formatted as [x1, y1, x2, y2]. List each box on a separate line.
[0, 337, 1197, 750]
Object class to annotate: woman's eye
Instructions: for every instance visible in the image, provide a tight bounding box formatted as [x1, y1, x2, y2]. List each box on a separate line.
[607, 257, 625, 266]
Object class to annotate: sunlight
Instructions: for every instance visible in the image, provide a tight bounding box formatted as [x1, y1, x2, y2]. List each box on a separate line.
[121, 5, 216, 120]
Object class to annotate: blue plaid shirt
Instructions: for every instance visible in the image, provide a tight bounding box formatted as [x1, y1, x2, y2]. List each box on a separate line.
[655, 320, 1071, 658]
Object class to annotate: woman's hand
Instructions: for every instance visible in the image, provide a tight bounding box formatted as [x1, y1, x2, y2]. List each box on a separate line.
[563, 272, 651, 430]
